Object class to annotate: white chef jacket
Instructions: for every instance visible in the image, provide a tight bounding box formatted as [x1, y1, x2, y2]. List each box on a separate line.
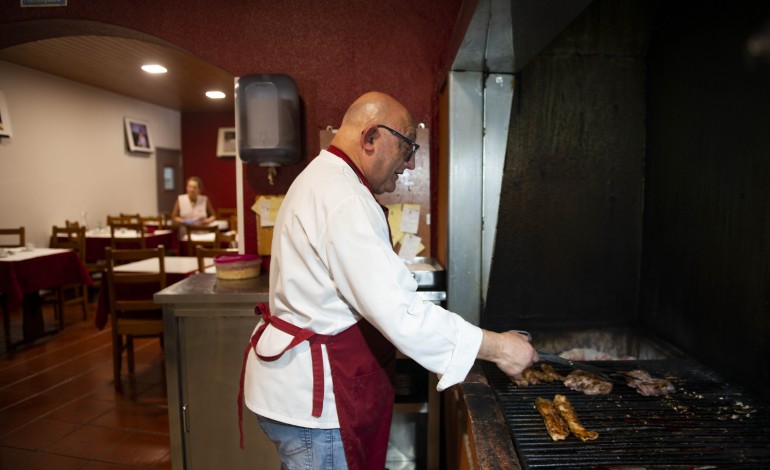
[243, 149, 483, 429]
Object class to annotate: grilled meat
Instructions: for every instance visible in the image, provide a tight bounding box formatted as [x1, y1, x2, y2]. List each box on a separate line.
[563, 370, 613, 395]
[624, 369, 675, 396]
[553, 394, 599, 442]
[534, 397, 570, 441]
[512, 363, 566, 386]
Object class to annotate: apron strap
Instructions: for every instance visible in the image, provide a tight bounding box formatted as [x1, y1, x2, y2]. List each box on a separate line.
[238, 302, 331, 449]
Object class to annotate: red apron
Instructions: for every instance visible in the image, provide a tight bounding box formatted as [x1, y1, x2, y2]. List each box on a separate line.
[238, 303, 396, 470]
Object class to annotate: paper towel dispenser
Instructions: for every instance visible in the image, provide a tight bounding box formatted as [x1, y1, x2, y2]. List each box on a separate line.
[235, 73, 300, 166]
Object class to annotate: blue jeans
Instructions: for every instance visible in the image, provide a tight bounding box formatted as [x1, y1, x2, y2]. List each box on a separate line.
[257, 415, 348, 470]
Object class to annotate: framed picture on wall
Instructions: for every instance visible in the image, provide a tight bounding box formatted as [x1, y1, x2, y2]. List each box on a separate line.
[216, 127, 236, 157]
[124, 116, 154, 153]
[0, 90, 13, 138]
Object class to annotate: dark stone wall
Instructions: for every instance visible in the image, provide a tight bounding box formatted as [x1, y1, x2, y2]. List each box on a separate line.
[484, 0, 655, 329]
[642, 1, 770, 402]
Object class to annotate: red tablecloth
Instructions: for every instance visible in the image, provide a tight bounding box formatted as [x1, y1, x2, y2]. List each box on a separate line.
[0, 249, 93, 309]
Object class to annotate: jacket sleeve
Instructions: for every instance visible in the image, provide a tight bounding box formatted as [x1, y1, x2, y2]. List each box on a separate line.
[323, 194, 483, 390]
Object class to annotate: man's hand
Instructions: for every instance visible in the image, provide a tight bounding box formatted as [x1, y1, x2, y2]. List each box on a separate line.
[477, 330, 538, 378]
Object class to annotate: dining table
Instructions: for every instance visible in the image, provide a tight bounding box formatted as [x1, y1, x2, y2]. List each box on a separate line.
[59, 227, 177, 264]
[0, 247, 92, 349]
[94, 256, 215, 330]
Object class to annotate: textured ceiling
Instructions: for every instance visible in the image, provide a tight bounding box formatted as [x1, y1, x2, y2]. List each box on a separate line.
[0, 35, 235, 113]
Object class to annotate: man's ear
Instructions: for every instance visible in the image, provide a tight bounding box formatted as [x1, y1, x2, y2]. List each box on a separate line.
[361, 125, 378, 152]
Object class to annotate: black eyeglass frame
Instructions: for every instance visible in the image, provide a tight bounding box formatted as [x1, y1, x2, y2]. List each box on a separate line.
[376, 124, 420, 163]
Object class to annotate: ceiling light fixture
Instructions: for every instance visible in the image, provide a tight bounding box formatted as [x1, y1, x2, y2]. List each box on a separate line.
[141, 64, 167, 74]
[206, 91, 226, 99]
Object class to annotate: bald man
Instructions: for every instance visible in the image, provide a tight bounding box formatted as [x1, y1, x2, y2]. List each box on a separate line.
[240, 92, 536, 469]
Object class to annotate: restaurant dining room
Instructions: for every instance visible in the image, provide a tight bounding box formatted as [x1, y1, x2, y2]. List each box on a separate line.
[4, 0, 770, 469]
[0, 1, 463, 469]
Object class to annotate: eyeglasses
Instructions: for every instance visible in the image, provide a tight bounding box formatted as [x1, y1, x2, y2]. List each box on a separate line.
[376, 125, 420, 163]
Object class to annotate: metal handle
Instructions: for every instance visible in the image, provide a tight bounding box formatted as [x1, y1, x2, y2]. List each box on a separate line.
[182, 403, 190, 433]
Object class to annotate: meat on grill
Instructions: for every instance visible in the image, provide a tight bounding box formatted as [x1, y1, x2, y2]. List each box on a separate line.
[511, 363, 566, 387]
[623, 369, 675, 396]
[553, 394, 599, 442]
[534, 397, 570, 441]
[563, 370, 613, 395]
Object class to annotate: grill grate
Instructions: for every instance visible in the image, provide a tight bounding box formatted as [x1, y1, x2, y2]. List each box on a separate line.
[484, 359, 770, 469]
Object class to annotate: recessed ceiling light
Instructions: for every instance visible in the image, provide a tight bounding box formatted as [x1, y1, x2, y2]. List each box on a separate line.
[206, 91, 226, 99]
[141, 64, 167, 74]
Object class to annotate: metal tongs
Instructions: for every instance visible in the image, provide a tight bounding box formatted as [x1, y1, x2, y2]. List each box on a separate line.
[513, 330, 613, 381]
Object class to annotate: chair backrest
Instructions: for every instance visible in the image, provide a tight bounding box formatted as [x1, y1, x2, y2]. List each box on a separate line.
[0, 227, 25, 248]
[185, 224, 220, 255]
[110, 222, 147, 249]
[105, 247, 166, 318]
[216, 207, 238, 230]
[65, 220, 81, 229]
[50, 225, 86, 257]
[119, 213, 142, 224]
[195, 245, 238, 273]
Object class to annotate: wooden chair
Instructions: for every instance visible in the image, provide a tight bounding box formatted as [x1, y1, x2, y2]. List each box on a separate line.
[46, 225, 89, 328]
[105, 246, 166, 390]
[0, 227, 25, 248]
[195, 246, 238, 273]
[184, 224, 220, 256]
[110, 222, 147, 250]
[216, 208, 238, 231]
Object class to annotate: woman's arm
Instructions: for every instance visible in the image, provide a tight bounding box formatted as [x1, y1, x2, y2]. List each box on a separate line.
[171, 198, 184, 223]
[205, 198, 216, 223]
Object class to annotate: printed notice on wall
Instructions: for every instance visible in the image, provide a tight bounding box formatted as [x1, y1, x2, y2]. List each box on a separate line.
[21, 0, 67, 7]
[400, 204, 420, 234]
[398, 233, 422, 260]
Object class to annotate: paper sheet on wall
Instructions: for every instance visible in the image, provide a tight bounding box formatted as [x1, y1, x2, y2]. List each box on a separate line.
[400, 204, 420, 234]
[398, 233, 423, 260]
[252, 196, 283, 227]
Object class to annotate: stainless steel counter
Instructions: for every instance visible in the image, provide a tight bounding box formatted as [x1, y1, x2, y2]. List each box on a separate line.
[155, 273, 275, 470]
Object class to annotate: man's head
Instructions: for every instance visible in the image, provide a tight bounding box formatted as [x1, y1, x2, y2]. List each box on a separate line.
[331, 92, 418, 195]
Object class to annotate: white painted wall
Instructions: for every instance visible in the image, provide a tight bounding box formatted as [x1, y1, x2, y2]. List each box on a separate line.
[0, 60, 181, 248]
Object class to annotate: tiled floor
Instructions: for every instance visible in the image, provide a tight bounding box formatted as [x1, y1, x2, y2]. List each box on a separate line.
[0, 298, 171, 469]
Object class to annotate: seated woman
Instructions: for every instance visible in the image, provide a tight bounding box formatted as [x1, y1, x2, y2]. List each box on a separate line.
[171, 176, 216, 226]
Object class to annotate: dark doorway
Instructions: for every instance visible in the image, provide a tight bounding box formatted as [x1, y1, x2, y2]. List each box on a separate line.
[156, 147, 183, 215]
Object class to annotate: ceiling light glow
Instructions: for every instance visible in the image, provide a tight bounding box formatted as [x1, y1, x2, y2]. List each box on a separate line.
[206, 91, 226, 99]
[141, 64, 167, 74]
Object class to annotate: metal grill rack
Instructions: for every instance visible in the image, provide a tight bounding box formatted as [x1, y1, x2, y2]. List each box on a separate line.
[484, 359, 770, 468]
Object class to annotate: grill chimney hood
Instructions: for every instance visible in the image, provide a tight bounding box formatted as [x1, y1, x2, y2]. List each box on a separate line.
[443, 0, 592, 324]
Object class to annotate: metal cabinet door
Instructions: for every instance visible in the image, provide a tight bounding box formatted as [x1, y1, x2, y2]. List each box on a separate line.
[178, 314, 280, 469]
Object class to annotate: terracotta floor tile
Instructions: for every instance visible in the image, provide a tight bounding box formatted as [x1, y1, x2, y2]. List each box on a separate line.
[0, 418, 81, 450]
[45, 424, 130, 459]
[1, 300, 171, 469]
[79, 461, 137, 470]
[95, 431, 170, 467]
[47, 398, 114, 424]
[0, 445, 37, 468]
[10, 451, 90, 470]
[0, 387, 31, 409]
[91, 401, 169, 433]
[0, 408, 37, 438]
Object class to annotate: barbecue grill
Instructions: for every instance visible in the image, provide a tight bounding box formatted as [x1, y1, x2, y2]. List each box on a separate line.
[485, 360, 770, 468]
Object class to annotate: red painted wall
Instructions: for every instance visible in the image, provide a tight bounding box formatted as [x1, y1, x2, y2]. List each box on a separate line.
[180, 111, 237, 211]
[2, 0, 472, 254]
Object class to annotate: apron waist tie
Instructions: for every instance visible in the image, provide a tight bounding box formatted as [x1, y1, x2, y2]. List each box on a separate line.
[238, 302, 331, 449]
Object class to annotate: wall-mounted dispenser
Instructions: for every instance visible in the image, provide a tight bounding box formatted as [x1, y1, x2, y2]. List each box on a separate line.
[235, 74, 300, 184]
